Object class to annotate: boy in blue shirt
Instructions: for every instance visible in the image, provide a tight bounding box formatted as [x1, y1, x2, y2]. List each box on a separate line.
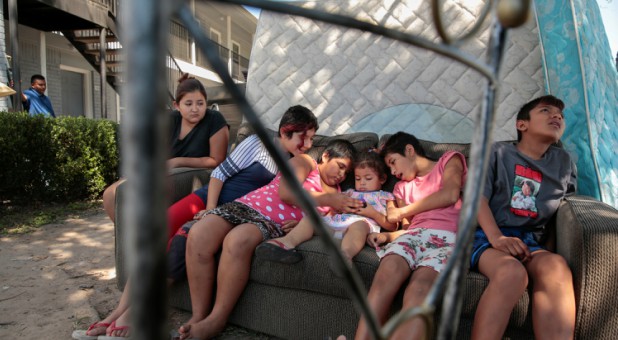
[21, 74, 55, 117]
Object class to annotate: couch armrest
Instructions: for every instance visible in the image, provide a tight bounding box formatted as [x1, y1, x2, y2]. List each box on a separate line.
[555, 195, 618, 339]
[114, 167, 213, 289]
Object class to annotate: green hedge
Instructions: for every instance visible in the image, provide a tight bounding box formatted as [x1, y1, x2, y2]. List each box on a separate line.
[0, 112, 119, 203]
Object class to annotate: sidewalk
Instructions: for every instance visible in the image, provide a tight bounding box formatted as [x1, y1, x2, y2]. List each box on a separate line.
[0, 209, 274, 339]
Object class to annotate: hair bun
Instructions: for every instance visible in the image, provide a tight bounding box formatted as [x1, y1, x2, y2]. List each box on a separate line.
[177, 73, 195, 84]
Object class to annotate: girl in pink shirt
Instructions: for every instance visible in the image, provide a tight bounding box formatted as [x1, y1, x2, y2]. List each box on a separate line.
[355, 132, 467, 340]
[178, 139, 364, 340]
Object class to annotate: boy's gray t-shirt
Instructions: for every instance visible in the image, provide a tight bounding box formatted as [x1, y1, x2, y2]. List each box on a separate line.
[484, 142, 577, 231]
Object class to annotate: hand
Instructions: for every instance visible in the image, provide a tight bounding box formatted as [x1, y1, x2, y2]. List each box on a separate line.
[355, 201, 376, 218]
[331, 193, 364, 214]
[386, 205, 403, 223]
[490, 235, 531, 262]
[193, 209, 210, 220]
[366, 232, 388, 248]
[280, 220, 298, 234]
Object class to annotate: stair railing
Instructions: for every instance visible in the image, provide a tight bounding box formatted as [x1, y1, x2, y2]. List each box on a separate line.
[119, 0, 530, 339]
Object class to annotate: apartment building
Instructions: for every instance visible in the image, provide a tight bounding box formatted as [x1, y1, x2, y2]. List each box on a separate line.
[1, 0, 257, 125]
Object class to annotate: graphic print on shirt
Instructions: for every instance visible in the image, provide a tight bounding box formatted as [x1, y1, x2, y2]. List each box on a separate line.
[510, 164, 541, 218]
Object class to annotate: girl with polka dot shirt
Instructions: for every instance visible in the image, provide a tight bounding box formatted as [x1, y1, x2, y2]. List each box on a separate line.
[176, 139, 364, 340]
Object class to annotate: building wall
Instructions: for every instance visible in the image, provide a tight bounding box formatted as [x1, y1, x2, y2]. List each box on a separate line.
[1, 2, 256, 123]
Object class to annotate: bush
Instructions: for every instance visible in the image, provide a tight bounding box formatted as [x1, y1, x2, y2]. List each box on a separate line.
[0, 112, 119, 203]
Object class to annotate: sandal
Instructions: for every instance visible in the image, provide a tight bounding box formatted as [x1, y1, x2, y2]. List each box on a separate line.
[98, 320, 131, 339]
[71, 321, 111, 340]
[255, 240, 303, 264]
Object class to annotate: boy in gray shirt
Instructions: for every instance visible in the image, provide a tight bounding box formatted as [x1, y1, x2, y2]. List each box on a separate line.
[470, 95, 577, 339]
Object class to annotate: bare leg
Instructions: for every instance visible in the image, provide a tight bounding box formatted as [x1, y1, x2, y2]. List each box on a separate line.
[180, 223, 264, 340]
[355, 255, 411, 340]
[340, 221, 370, 261]
[269, 216, 314, 249]
[472, 249, 528, 340]
[178, 215, 232, 337]
[526, 251, 575, 340]
[391, 267, 438, 340]
[102, 179, 124, 223]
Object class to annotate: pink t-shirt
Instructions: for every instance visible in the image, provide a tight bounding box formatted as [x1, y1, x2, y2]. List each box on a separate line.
[236, 160, 339, 226]
[393, 150, 467, 233]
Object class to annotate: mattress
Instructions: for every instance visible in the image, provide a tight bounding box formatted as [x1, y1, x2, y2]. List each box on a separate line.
[244, 0, 618, 206]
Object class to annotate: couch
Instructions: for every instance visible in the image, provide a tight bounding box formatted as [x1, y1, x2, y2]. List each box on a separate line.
[114, 126, 618, 339]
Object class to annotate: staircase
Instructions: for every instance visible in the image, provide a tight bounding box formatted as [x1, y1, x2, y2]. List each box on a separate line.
[60, 7, 183, 106]
[4, 0, 182, 108]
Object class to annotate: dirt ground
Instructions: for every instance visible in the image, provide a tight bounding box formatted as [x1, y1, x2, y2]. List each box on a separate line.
[0, 208, 273, 340]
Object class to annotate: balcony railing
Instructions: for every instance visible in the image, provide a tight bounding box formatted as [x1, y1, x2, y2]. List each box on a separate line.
[197, 43, 250, 83]
[170, 20, 250, 83]
[92, 0, 118, 17]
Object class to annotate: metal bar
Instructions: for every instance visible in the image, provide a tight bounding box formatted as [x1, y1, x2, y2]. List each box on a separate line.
[431, 0, 493, 46]
[435, 20, 508, 340]
[120, 0, 171, 339]
[8, 0, 20, 111]
[176, 3, 386, 338]
[100, 28, 107, 119]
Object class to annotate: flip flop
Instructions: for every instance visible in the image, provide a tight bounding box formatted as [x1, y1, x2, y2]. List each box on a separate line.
[254, 240, 303, 264]
[99, 320, 130, 339]
[71, 321, 111, 340]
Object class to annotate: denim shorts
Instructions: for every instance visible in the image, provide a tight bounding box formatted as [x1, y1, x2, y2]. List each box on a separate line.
[470, 227, 545, 270]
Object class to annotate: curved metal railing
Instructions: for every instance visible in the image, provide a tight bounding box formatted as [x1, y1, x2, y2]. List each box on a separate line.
[119, 1, 530, 339]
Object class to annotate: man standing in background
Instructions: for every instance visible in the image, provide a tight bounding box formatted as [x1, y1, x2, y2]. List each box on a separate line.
[21, 74, 55, 117]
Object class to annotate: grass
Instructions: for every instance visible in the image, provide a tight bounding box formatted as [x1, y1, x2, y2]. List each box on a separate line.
[0, 199, 102, 235]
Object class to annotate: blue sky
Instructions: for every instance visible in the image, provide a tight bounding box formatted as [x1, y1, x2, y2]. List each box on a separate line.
[245, 2, 617, 58]
[244, 6, 261, 18]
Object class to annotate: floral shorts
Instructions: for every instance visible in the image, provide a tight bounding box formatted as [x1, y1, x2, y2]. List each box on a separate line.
[377, 228, 456, 273]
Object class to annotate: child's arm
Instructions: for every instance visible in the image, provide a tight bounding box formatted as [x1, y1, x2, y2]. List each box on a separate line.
[279, 154, 315, 204]
[477, 197, 531, 262]
[366, 229, 409, 248]
[279, 155, 362, 213]
[205, 177, 224, 211]
[387, 156, 464, 223]
[356, 199, 398, 231]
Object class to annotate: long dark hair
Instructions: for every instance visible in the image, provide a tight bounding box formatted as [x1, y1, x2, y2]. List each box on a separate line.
[379, 132, 427, 159]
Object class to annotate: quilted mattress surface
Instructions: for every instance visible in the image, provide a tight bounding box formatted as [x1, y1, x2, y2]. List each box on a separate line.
[244, 0, 618, 206]
[245, 0, 544, 143]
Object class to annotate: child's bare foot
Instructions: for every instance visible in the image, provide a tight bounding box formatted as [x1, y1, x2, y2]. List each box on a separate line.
[179, 315, 226, 340]
[177, 315, 205, 340]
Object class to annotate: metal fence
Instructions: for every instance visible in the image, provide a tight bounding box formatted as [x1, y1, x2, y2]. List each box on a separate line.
[120, 0, 528, 339]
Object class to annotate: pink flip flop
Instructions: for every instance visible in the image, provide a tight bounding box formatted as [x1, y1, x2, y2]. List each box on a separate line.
[99, 320, 130, 339]
[71, 321, 111, 340]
